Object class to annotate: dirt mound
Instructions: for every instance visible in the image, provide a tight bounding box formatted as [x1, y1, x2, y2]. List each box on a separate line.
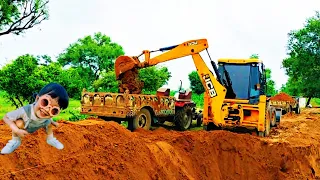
[270, 92, 296, 102]
[0, 118, 318, 180]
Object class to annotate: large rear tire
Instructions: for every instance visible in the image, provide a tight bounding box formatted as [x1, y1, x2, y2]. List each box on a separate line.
[128, 108, 152, 131]
[175, 106, 192, 131]
[258, 106, 271, 137]
[203, 122, 220, 131]
[258, 119, 270, 137]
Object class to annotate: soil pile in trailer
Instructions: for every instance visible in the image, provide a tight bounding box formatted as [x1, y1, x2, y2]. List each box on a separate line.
[1, 110, 320, 180]
[270, 92, 296, 102]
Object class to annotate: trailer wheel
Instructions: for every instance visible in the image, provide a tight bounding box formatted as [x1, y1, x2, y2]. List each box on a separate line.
[128, 108, 151, 131]
[270, 108, 277, 127]
[275, 109, 282, 126]
[295, 105, 301, 114]
[196, 113, 203, 127]
[175, 106, 192, 131]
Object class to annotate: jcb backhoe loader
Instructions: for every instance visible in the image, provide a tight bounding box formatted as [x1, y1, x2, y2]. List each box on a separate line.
[113, 39, 277, 136]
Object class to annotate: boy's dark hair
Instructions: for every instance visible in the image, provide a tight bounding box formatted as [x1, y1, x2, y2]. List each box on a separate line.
[37, 83, 69, 110]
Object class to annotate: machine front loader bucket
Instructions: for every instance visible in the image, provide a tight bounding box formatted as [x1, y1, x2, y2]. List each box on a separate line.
[115, 56, 140, 80]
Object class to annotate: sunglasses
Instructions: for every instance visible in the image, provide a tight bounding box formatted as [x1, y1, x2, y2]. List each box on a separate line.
[38, 95, 61, 116]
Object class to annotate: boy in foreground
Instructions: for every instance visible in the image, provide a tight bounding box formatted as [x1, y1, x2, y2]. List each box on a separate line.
[1, 83, 69, 154]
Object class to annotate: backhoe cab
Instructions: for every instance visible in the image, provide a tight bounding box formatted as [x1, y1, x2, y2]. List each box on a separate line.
[217, 59, 266, 103]
[203, 58, 276, 136]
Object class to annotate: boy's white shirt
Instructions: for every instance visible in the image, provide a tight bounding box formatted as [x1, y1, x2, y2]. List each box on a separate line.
[5, 103, 51, 128]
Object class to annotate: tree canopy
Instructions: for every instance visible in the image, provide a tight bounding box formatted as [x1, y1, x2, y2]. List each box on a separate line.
[0, 32, 173, 106]
[281, 11, 320, 104]
[249, 54, 259, 59]
[58, 32, 125, 82]
[188, 71, 204, 95]
[265, 68, 277, 96]
[139, 66, 171, 92]
[0, 54, 44, 107]
[0, 0, 49, 37]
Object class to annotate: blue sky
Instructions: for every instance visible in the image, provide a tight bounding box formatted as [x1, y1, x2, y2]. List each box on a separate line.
[0, 0, 319, 90]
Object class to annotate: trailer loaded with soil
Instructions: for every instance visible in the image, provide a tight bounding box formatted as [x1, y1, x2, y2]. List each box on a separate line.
[269, 92, 300, 121]
[80, 87, 202, 131]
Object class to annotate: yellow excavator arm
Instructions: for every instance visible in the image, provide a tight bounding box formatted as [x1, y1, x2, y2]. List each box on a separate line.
[114, 38, 228, 126]
[115, 39, 208, 79]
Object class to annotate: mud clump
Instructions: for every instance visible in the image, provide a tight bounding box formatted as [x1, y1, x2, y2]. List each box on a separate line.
[270, 92, 296, 102]
[118, 68, 144, 94]
[0, 119, 318, 180]
[115, 55, 144, 94]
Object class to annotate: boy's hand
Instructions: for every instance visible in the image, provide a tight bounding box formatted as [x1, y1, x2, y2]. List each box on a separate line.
[15, 129, 29, 138]
[15, 119, 25, 129]
[51, 121, 59, 127]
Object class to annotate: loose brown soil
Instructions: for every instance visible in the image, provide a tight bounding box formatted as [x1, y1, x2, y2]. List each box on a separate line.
[118, 68, 144, 94]
[1, 109, 320, 179]
[115, 55, 144, 94]
[270, 92, 296, 102]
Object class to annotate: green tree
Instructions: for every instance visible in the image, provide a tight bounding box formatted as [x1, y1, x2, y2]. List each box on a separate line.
[58, 67, 90, 99]
[92, 70, 119, 93]
[265, 68, 277, 96]
[280, 76, 301, 96]
[57, 32, 125, 84]
[0, 0, 49, 37]
[282, 11, 320, 106]
[91, 66, 171, 94]
[0, 54, 89, 106]
[188, 71, 204, 94]
[0, 54, 44, 107]
[249, 54, 259, 59]
[138, 66, 171, 92]
[36, 57, 91, 99]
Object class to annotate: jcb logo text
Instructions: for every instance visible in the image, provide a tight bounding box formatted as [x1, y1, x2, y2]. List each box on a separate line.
[187, 41, 198, 46]
[202, 74, 217, 97]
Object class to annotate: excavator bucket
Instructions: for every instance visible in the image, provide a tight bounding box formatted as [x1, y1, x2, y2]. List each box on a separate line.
[114, 56, 140, 80]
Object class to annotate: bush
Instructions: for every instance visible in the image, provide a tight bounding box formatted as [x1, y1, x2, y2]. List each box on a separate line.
[67, 109, 89, 121]
[192, 93, 204, 109]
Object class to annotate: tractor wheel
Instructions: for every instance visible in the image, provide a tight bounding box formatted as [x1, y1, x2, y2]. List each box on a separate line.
[175, 106, 192, 131]
[203, 122, 220, 131]
[196, 113, 203, 127]
[265, 116, 271, 136]
[258, 119, 270, 137]
[128, 108, 151, 131]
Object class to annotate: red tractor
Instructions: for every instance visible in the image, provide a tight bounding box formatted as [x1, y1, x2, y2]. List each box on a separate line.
[172, 80, 203, 130]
